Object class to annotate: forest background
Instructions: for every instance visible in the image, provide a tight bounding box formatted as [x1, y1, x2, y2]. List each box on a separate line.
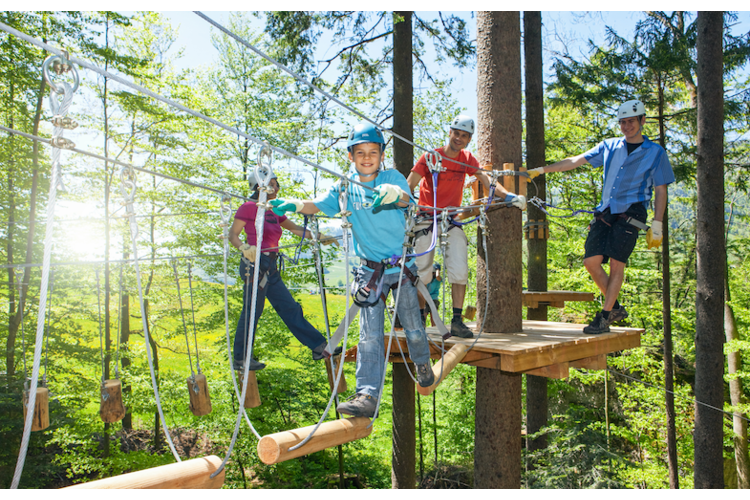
[1, 9, 750, 489]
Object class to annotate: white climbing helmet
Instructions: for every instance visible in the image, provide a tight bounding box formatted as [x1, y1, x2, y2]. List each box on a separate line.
[617, 99, 646, 120]
[450, 114, 475, 135]
[249, 167, 277, 192]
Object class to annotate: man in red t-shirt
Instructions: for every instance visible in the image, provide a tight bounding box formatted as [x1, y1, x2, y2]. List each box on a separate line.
[406, 115, 526, 338]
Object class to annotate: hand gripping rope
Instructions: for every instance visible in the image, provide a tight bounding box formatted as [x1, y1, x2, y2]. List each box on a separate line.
[11, 53, 78, 489]
[218, 194, 261, 438]
[286, 181, 354, 451]
[120, 164, 182, 462]
[213, 144, 275, 478]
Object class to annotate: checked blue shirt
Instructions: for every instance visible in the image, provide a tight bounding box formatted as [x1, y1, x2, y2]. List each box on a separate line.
[584, 136, 675, 214]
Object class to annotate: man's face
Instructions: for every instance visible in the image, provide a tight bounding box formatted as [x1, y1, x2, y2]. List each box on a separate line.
[348, 142, 384, 180]
[447, 128, 472, 153]
[619, 115, 645, 141]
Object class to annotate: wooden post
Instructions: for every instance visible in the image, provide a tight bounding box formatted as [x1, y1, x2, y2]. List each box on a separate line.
[187, 373, 212, 417]
[476, 11, 523, 489]
[257, 417, 373, 465]
[100, 379, 127, 424]
[463, 305, 477, 321]
[417, 344, 469, 396]
[237, 370, 261, 409]
[23, 386, 49, 431]
[392, 363, 416, 488]
[64, 455, 225, 489]
[325, 354, 347, 395]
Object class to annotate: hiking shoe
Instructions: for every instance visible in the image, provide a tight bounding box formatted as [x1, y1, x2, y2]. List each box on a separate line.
[337, 393, 377, 418]
[234, 357, 266, 371]
[416, 363, 435, 388]
[609, 305, 629, 324]
[450, 318, 474, 339]
[583, 311, 611, 335]
[312, 342, 343, 361]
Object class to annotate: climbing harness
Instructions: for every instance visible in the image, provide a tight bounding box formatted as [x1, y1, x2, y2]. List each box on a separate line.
[11, 52, 78, 489]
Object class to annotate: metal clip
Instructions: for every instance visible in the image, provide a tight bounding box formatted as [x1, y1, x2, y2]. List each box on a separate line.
[120, 165, 137, 205]
[426, 150, 444, 173]
[50, 136, 75, 149]
[50, 115, 78, 130]
[42, 53, 80, 94]
[254, 141, 274, 189]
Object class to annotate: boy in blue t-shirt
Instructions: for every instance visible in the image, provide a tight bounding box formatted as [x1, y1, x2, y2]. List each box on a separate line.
[269, 123, 434, 418]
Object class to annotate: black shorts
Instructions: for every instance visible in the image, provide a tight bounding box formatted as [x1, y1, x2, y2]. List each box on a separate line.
[584, 204, 647, 264]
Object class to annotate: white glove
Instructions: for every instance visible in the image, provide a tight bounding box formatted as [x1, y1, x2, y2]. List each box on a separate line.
[646, 220, 663, 249]
[319, 233, 340, 247]
[372, 184, 406, 208]
[506, 193, 527, 211]
[528, 167, 545, 179]
[239, 243, 257, 261]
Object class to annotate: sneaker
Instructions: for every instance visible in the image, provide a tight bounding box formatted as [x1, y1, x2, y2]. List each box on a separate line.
[609, 305, 629, 324]
[416, 363, 435, 388]
[248, 357, 266, 371]
[450, 318, 474, 339]
[583, 311, 612, 335]
[337, 393, 377, 418]
[312, 342, 343, 361]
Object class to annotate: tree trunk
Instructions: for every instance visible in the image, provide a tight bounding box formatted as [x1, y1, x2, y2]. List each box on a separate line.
[725, 268, 750, 488]
[391, 363, 416, 489]
[120, 245, 132, 430]
[475, 11, 523, 489]
[657, 76, 679, 489]
[392, 11, 413, 178]
[523, 11, 548, 469]
[693, 11, 725, 489]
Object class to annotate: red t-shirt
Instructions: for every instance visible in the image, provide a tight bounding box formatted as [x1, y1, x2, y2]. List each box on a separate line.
[234, 201, 288, 251]
[412, 149, 480, 211]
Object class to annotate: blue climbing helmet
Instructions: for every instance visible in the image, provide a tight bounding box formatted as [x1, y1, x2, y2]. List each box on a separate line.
[347, 123, 385, 152]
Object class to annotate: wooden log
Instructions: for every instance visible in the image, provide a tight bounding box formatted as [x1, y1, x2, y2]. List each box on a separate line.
[100, 379, 127, 424]
[64, 455, 225, 489]
[258, 417, 373, 465]
[237, 370, 261, 408]
[463, 305, 477, 321]
[417, 343, 470, 396]
[325, 354, 347, 395]
[187, 373, 212, 417]
[500, 163, 527, 198]
[24, 386, 49, 431]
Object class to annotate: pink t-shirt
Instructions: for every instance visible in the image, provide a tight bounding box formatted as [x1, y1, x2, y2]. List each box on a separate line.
[234, 201, 288, 252]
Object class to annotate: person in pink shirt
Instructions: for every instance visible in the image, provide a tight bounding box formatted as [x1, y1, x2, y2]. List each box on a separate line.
[228, 173, 340, 371]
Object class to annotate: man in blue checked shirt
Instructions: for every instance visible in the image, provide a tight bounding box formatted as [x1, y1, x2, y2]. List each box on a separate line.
[527, 99, 675, 334]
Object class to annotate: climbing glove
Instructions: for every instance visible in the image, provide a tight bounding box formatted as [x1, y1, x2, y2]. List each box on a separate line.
[319, 233, 340, 247]
[239, 243, 257, 262]
[505, 193, 527, 211]
[372, 184, 406, 209]
[269, 198, 304, 216]
[646, 220, 663, 249]
[527, 167, 545, 179]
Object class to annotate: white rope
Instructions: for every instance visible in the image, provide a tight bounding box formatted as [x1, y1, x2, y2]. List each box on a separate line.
[212, 147, 274, 478]
[11, 65, 75, 488]
[121, 165, 182, 462]
[287, 182, 353, 452]
[218, 194, 261, 439]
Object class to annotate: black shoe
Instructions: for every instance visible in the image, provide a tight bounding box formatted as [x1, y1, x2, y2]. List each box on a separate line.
[312, 342, 343, 361]
[609, 305, 628, 324]
[416, 363, 435, 388]
[583, 311, 611, 335]
[450, 318, 474, 339]
[337, 393, 377, 418]
[248, 357, 266, 370]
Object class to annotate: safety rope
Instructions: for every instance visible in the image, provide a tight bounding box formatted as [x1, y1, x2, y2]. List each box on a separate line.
[213, 145, 275, 478]
[114, 265, 123, 378]
[171, 259, 196, 378]
[121, 164, 182, 462]
[186, 261, 202, 374]
[11, 53, 78, 489]
[287, 181, 353, 452]
[218, 194, 261, 439]
[14, 268, 28, 386]
[96, 268, 105, 384]
[528, 196, 596, 219]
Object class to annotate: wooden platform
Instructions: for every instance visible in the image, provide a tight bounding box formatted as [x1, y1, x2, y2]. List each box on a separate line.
[344, 320, 642, 378]
[522, 290, 595, 308]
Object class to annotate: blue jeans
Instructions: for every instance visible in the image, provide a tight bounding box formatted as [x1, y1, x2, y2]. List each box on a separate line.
[356, 265, 431, 398]
[233, 255, 326, 365]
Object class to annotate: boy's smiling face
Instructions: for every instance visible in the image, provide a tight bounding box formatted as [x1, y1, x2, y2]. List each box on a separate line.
[348, 142, 384, 182]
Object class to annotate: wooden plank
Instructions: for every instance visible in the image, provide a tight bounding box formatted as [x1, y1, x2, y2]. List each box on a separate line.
[522, 362, 570, 379]
[522, 291, 595, 308]
[570, 354, 607, 371]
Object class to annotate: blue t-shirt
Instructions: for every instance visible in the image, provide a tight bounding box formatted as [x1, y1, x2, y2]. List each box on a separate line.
[583, 136, 675, 213]
[314, 169, 412, 274]
[427, 277, 441, 300]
